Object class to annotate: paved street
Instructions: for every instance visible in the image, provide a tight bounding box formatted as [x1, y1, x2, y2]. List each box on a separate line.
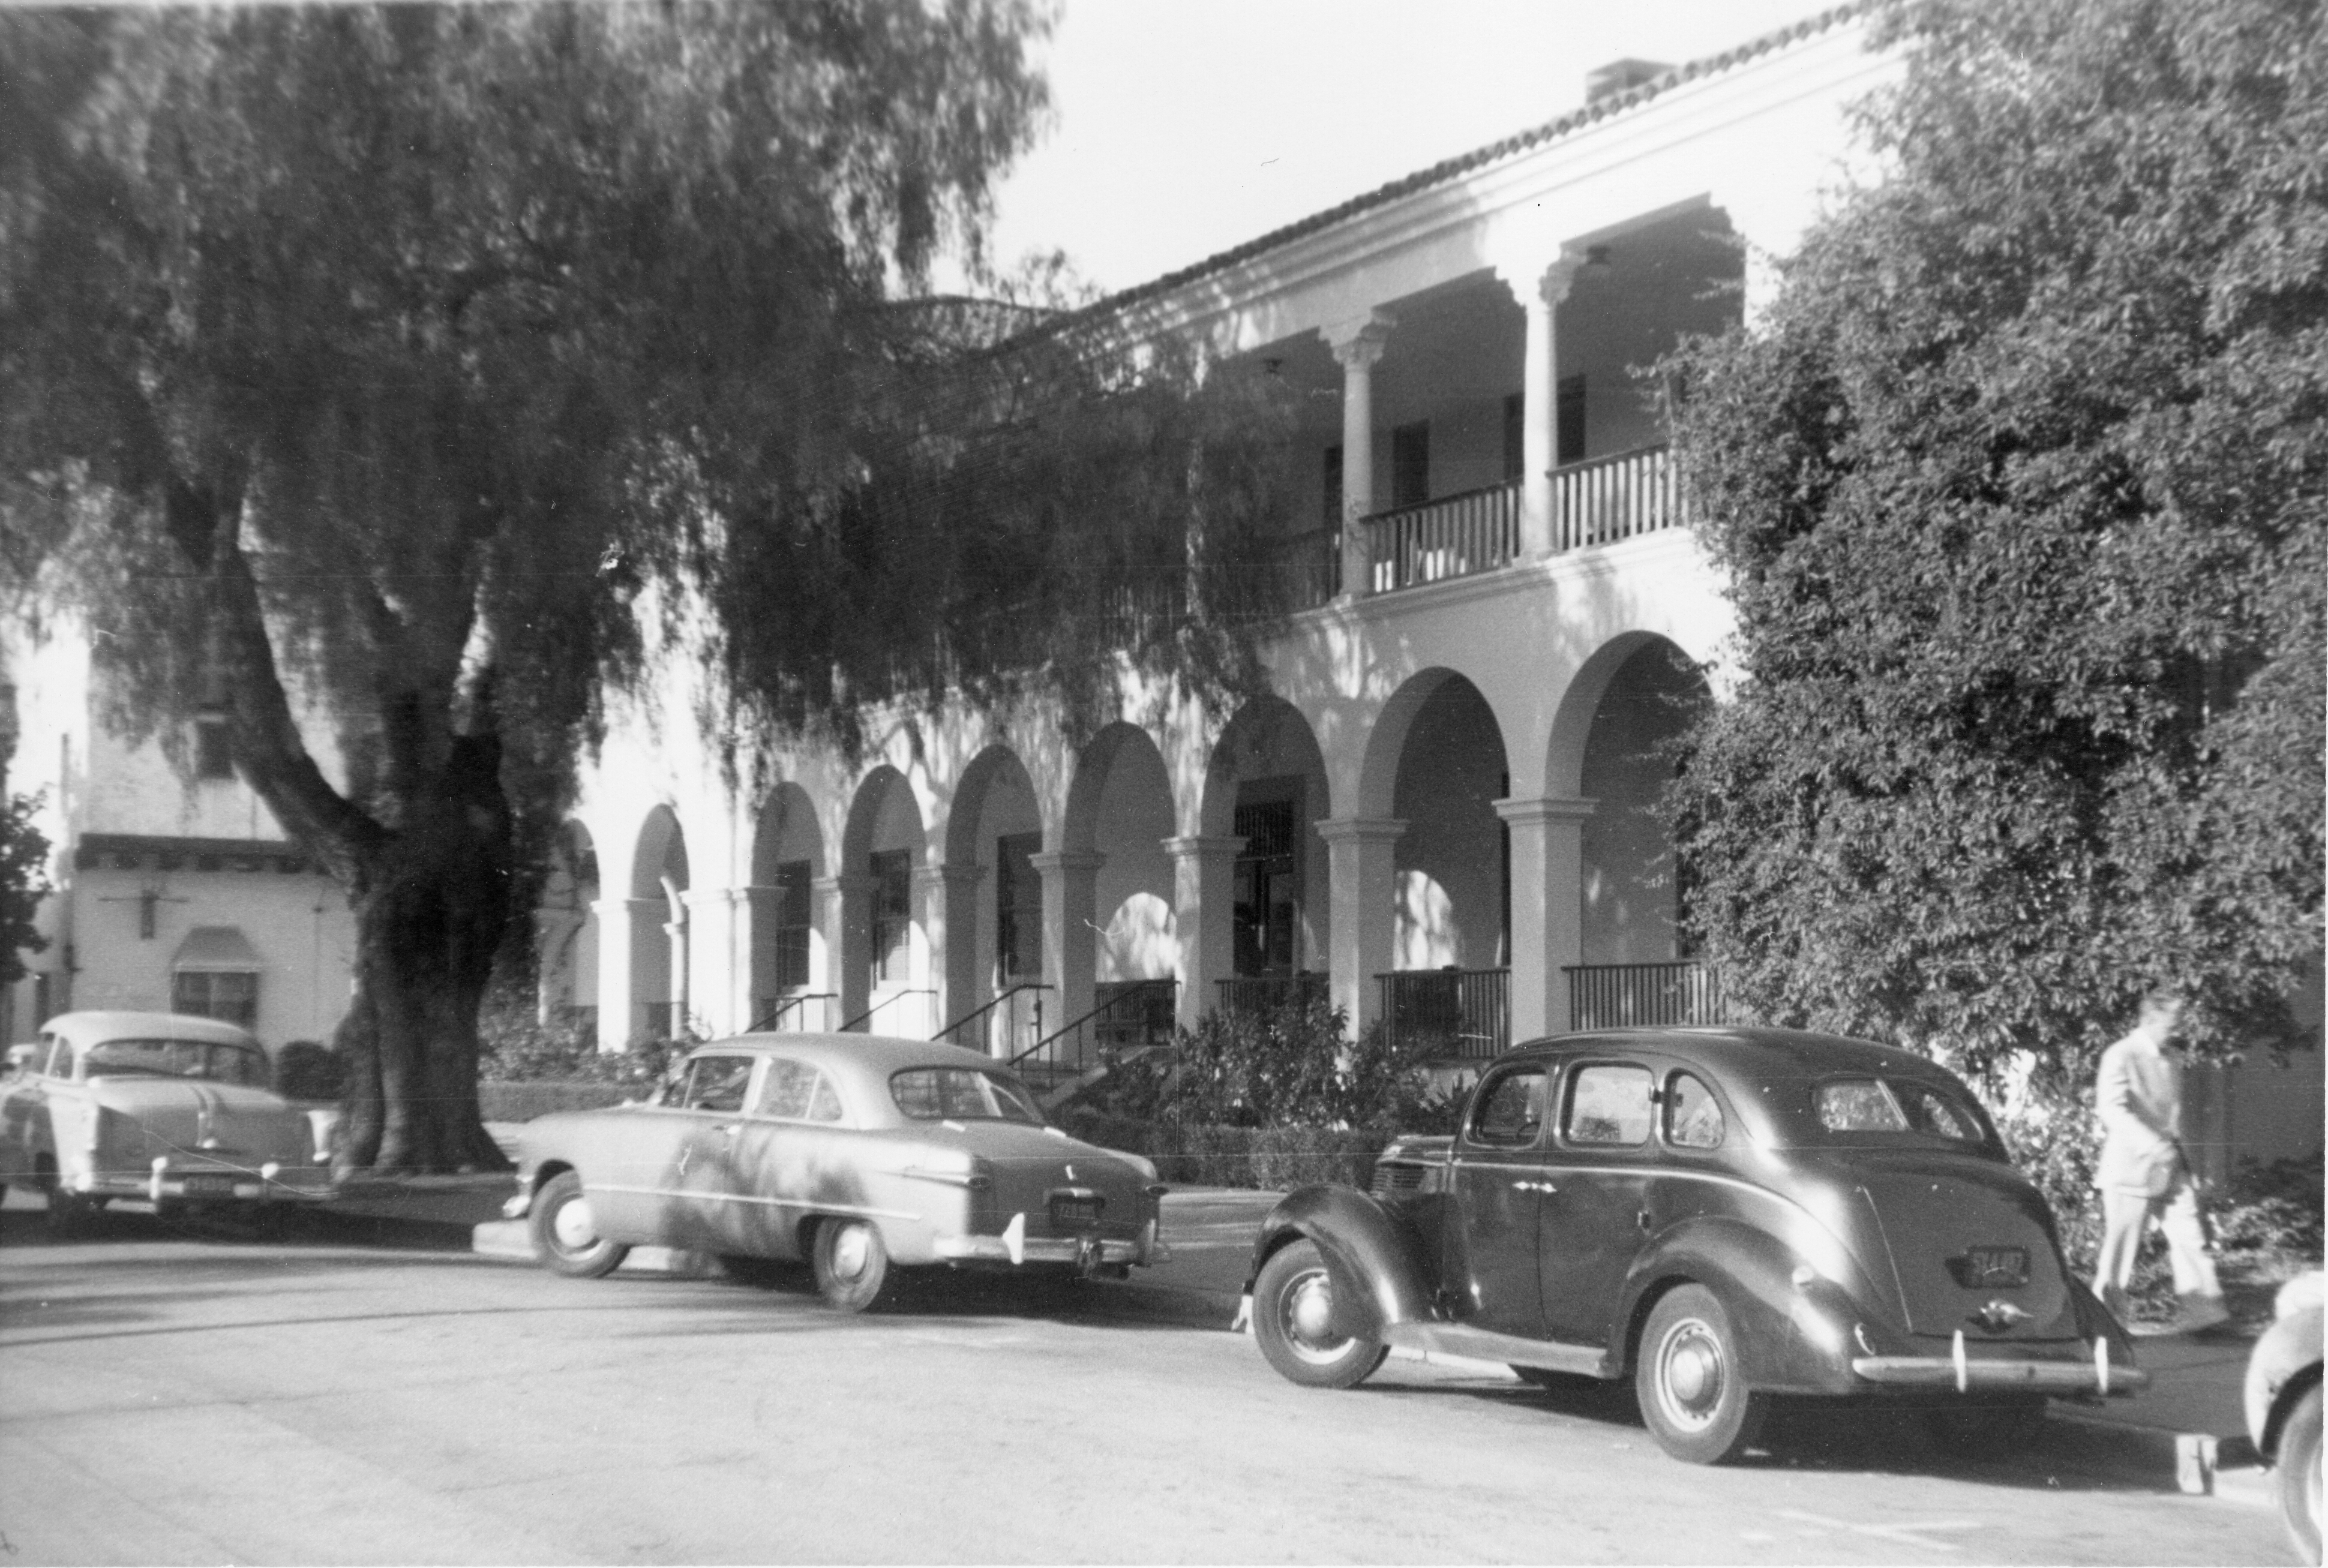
[0, 1196, 2293, 1566]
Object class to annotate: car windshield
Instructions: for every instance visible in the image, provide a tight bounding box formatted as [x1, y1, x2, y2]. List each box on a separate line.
[1814, 1077, 1985, 1144]
[889, 1068, 1043, 1125]
[83, 1038, 271, 1088]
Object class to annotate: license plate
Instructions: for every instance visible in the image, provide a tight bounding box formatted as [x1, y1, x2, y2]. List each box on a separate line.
[1049, 1194, 1103, 1230]
[181, 1175, 238, 1198]
[1961, 1246, 2029, 1288]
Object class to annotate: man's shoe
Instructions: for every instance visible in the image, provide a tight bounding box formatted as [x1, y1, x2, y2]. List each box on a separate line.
[2127, 1314, 2182, 1337]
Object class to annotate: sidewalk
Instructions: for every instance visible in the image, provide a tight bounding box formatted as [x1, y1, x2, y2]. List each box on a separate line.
[330, 1167, 2276, 1506]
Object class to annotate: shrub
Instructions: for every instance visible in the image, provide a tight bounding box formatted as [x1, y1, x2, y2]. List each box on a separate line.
[1055, 1112, 1388, 1189]
[273, 1039, 346, 1101]
[476, 1008, 682, 1088]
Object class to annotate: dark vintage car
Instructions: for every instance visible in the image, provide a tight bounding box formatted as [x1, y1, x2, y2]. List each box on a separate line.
[508, 1033, 1169, 1310]
[1240, 1027, 2147, 1464]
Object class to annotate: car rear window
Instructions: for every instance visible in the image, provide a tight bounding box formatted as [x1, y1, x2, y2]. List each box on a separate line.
[1814, 1077, 1985, 1143]
[83, 1038, 269, 1086]
[890, 1068, 1043, 1125]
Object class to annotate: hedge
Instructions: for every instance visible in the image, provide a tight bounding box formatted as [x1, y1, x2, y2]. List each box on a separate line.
[478, 1080, 641, 1121]
[1061, 1110, 1388, 1189]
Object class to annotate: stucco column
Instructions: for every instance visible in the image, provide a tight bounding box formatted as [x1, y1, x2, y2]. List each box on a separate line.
[679, 887, 740, 1038]
[1496, 796, 1595, 1040]
[1324, 313, 1395, 599]
[593, 896, 663, 1050]
[1164, 835, 1242, 1031]
[819, 873, 872, 1029]
[1507, 256, 1582, 558]
[1316, 818, 1405, 1034]
[1031, 850, 1105, 1040]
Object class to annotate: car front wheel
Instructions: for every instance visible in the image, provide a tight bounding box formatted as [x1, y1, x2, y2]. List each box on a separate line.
[1637, 1283, 1767, 1464]
[811, 1218, 892, 1312]
[530, 1171, 629, 1278]
[2278, 1384, 2322, 1567]
[1252, 1239, 1388, 1390]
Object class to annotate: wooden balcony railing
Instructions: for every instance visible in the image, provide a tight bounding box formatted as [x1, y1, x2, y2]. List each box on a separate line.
[1377, 968, 1510, 1059]
[1364, 482, 1520, 592]
[1553, 443, 1685, 552]
[1564, 962, 1724, 1031]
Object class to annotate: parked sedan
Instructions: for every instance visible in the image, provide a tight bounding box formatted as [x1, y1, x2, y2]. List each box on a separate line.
[1240, 1026, 2146, 1464]
[506, 1033, 1170, 1309]
[0, 1010, 335, 1224]
[2246, 1270, 2323, 1564]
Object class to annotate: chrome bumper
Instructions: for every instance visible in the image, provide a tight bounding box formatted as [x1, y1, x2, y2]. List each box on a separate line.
[933, 1212, 1169, 1269]
[79, 1164, 332, 1203]
[1854, 1333, 2148, 1397]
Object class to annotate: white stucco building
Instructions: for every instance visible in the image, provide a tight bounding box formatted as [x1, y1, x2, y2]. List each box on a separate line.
[539, 12, 1898, 1077]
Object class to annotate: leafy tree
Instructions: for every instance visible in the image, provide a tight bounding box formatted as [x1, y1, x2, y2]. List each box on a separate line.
[0, 2, 1079, 1175]
[0, 792, 49, 992]
[1665, 0, 2324, 1092]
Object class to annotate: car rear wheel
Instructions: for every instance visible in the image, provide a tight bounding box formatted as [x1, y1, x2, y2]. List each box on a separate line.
[1252, 1239, 1388, 1390]
[1921, 1396, 2048, 1459]
[2278, 1384, 2322, 1566]
[811, 1218, 892, 1312]
[1637, 1284, 1767, 1464]
[530, 1171, 629, 1278]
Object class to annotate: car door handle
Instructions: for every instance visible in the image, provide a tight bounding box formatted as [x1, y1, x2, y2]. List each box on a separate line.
[1511, 1179, 1557, 1194]
[712, 1123, 739, 1139]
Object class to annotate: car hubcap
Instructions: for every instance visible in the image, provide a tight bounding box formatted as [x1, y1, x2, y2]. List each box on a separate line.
[1280, 1269, 1349, 1364]
[1659, 1319, 1726, 1429]
[551, 1195, 598, 1252]
[830, 1224, 870, 1281]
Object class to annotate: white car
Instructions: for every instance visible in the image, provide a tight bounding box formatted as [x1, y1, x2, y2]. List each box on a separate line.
[1, 1011, 334, 1226]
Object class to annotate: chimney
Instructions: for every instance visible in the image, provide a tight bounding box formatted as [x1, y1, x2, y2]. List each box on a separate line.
[1585, 59, 1671, 104]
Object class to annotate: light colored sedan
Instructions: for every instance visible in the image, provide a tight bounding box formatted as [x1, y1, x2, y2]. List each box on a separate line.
[0, 1010, 335, 1225]
[505, 1033, 1170, 1310]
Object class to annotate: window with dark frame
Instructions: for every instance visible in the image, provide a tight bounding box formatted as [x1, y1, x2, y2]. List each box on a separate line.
[869, 849, 912, 984]
[171, 969, 259, 1032]
[771, 860, 811, 993]
[194, 714, 234, 780]
[994, 833, 1043, 984]
[1232, 792, 1301, 977]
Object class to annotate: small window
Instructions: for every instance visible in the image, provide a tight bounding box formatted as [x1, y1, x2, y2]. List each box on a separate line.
[1565, 1064, 1654, 1146]
[194, 714, 235, 780]
[1665, 1071, 1724, 1151]
[755, 1058, 843, 1123]
[1467, 1066, 1546, 1148]
[1816, 1079, 1909, 1134]
[43, 1033, 73, 1078]
[1895, 1083, 1982, 1143]
[680, 1055, 755, 1113]
[870, 848, 913, 984]
[173, 969, 259, 1032]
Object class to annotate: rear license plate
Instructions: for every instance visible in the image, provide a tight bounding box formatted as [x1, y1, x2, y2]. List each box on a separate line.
[1961, 1246, 2029, 1288]
[1049, 1194, 1103, 1230]
[181, 1175, 238, 1198]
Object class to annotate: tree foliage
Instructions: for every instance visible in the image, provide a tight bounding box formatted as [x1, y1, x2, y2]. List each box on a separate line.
[1666, 0, 2325, 1087]
[0, 792, 49, 992]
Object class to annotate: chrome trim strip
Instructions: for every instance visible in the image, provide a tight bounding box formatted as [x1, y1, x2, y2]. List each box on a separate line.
[1852, 1354, 2149, 1395]
[584, 1182, 920, 1223]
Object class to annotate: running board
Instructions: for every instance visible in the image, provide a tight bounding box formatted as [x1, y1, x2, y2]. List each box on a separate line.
[1382, 1321, 1615, 1378]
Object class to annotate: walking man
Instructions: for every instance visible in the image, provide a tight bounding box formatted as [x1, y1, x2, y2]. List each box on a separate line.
[2092, 989, 2230, 1336]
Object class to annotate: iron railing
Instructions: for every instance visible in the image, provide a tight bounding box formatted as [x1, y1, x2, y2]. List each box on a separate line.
[1010, 979, 1177, 1089]
[1364, 481, 1520, 592]
[934, 983, 1050, 1055]
[1565, 962, 1723, 1031]
[839, 989, 937, 1035]
[1216, 973, 1330, 1017]
[1377, 968, 1510, 1059]
[749, 992, 837, 1032]
[1552, 443, 1685, 552]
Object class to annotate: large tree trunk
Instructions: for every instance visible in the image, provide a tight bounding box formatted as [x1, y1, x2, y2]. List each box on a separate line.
[332, 735, 517, 1177]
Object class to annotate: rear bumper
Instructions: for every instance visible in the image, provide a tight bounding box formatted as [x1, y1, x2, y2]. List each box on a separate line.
[934, 1212, 1169, 1269]
[75, 1164, 334, 1204]
[1853, 1346, 2148, 1397]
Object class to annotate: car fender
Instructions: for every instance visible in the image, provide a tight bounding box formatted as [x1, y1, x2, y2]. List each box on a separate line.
[2246, 1302, 2325, 1459]
[1617, 1214, 1861, 1393]
[1247, 1184, 1433, 1340]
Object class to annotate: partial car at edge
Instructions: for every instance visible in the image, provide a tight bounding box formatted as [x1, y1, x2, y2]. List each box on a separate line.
[1, 1010, 335, 1225]
[2246, 1270, 2323, 1564]
[505, 1032, 1170, 1310]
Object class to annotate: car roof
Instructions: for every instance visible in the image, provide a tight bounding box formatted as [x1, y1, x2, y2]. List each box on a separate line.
[40, 1011, 264, 1049]
[1510, 1025, 1951, 1082]
[688, 1031, 1021, 1079]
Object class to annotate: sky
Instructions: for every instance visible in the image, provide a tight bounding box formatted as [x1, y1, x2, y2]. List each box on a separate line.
[977, 0, 1840, 299]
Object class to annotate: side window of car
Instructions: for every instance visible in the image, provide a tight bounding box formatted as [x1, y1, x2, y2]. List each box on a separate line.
[682, 1055, 755, 1113]
[1894, 1082, 1982, 1143]
[1565, 1064, 1654, 1146]
[46, 1036, 75, 1079]
[754, 1058, 842, 1122]
[1467, 1066, 1547, 1148]
[1664, 1071, 1724, 1151]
